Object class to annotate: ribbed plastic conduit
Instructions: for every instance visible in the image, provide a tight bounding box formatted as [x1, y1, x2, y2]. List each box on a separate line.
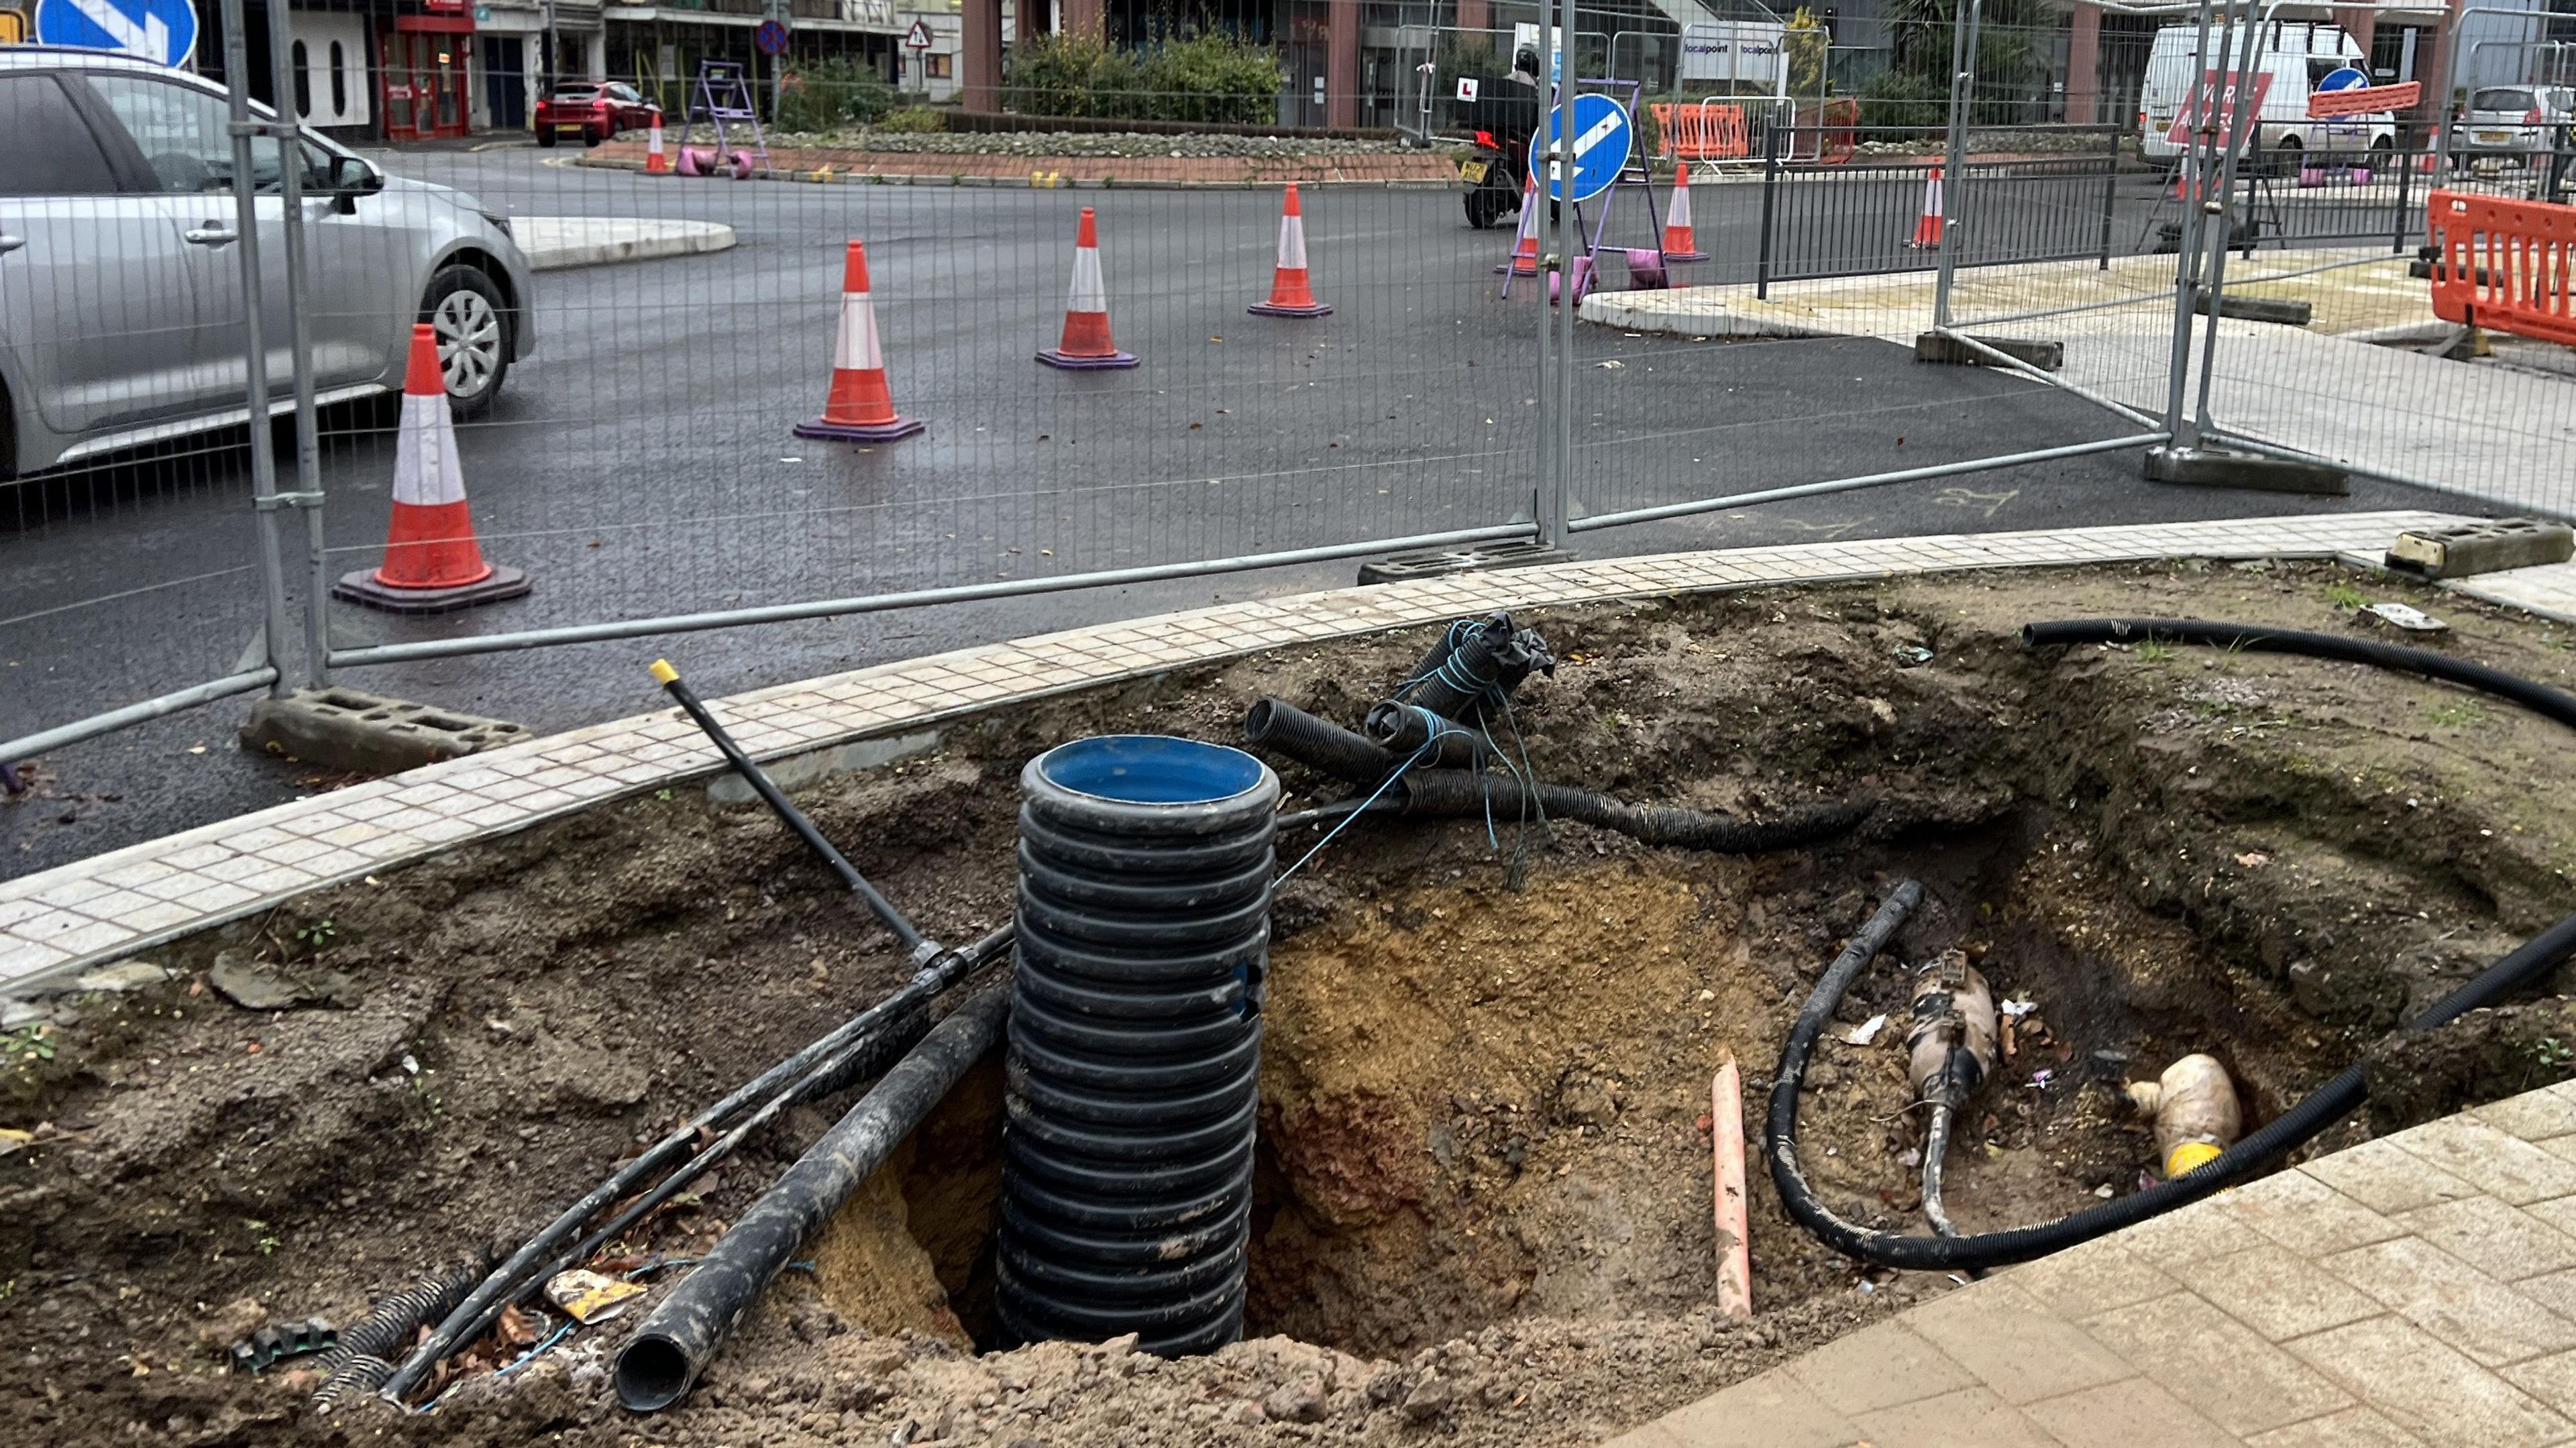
[998, 734, 1281, 1356]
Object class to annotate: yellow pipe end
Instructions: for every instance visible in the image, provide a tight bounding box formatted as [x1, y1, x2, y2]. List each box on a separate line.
[2166, 1141, 2224, 1178]
[649, 659, 679, 685]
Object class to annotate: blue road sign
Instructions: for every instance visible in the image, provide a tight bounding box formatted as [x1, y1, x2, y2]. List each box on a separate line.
[753, 17, 788, 55]
[34, 0, 195, 66]
[2316, 65, 2368, 93]
[1529, 92, 1633, 204]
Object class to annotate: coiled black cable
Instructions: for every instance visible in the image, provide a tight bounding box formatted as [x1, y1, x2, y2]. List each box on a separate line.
[1768, 618, 2576, 1271]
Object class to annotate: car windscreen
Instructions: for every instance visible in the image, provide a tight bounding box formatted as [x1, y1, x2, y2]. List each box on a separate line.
[550, 86, 603, 101]
[2471, 88, 2536, 113]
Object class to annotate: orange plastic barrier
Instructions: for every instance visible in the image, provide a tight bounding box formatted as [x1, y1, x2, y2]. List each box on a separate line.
[2428, 188, 2576, 346]
[1651, 102, 1750, 162]
[1796, 97, 1860, 164]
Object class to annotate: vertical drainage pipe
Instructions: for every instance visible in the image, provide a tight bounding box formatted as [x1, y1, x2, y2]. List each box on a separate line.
[997, 735, 1281, 1356]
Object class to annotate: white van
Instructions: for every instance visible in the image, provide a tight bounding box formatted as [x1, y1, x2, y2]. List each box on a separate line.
[2139, 21, 2398, 169]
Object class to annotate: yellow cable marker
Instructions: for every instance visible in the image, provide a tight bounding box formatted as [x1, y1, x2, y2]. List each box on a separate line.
[2165, 1141, 2224, 1176]
[649, 659, 678, 684]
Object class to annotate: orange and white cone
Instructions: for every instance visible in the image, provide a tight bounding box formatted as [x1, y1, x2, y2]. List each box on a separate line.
[1248, 182, 1332, 318]
[333, 324, 529, 613]
[1036, 208, 1138, 369]
[1907, 164, 1944, 249]
[796, 240, 925, 441]
[1662, 161, 1707, 261]
[646, 117, 669, 174]
[1494, 171, 1541, 276]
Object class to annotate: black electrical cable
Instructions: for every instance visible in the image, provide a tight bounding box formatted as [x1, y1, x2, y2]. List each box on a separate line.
[1920, 1105, 1962, 1239]
[1768, 620, 2576, 1272]
[1400, 771, 1876, 853]
[653, 659, 926, 954]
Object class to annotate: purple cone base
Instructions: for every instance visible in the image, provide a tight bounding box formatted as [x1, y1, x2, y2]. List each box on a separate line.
[333, 565, 531, 615]
[1036, 349, 1140, 370]
[1247, 302, 1333, 317]
[795, 415, 928, 442]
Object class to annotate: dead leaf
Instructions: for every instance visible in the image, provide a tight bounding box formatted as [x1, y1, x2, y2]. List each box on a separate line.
[496, 1302, 539, 1349]
[2236, 851, 2271, 869]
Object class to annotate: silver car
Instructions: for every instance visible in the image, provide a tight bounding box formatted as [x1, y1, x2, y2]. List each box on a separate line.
[2453, 84, 2576, 167]
[0, 47, 534, 481]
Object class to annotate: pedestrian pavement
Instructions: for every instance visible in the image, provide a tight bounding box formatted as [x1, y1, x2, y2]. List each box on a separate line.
[1611, 1080, 2576, 1448]
[513, 216, 736, 270]
[0, 509, 2475, 997]
[1580, 248, 2576, 521]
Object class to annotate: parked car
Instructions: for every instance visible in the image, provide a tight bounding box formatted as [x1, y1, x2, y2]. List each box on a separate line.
[2139, 20, 2397, 172]
[0, 47, 535, 482]
[2451, 85, 2576, 168]
[535, 81, 659, 148]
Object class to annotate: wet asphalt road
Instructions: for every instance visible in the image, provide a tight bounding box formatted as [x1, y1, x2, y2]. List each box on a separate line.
[1, 147, 2469, 877]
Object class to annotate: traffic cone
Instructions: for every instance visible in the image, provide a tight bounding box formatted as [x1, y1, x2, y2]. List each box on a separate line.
[1495, 172, 1541, 276]
[646, 117, 669, 174]
[1036, 208, 1138, 369]
[1248, 183, 1332, 318]
[1662, 162, 1707, 261]
[1907, 164, 1944, 249]
[796, 240, 925, 441]
[333, 325, 529, 614]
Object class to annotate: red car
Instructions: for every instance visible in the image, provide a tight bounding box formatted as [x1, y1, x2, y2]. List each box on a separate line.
[534, 81, 659, 148]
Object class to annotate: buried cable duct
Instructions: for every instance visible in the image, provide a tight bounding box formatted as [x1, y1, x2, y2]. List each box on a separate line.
[1395, 612, 1556, 723]
[1396, 771, 1876, 854]
[1768, 618, 2576, 1273]
[614, 985, 1013, 1413]
[1000, 736, 1280, 1357]
[1362, 701, 1494, 769]
[1241, 697, 1399, 785]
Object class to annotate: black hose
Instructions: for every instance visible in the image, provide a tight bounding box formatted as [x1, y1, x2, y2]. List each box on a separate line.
[1397, 613, 1554, 722]
[2019, 620, 2576, 731]
[1242, 698, 1400, 785]
[379, 923, 1009, 1405]
[655, 660, 926, 954]
[1399, 771, 1875, 853]
[1766, 621, 2576, 1272]
[614, 985, 1012, 1413]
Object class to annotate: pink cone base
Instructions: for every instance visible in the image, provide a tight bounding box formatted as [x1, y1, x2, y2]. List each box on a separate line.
[1036, 348, 1139, 370]
[795, 414, 927, 442]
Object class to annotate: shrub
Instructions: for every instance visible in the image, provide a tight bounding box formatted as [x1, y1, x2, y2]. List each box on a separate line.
[1006, 30, 1277, 124]
[1136, 34, 1281, 125]
[776, 57, 896, 132]
[877, 104, 946, 132]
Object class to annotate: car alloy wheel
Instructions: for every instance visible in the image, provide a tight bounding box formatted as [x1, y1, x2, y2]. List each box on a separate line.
[431, 288, 504, 400]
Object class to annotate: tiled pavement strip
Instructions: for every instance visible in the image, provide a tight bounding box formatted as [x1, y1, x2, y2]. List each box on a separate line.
[1610, 1081, 2576, 1448]
[18, 504, 2576, 999]
[9, 507, 2576, 1441]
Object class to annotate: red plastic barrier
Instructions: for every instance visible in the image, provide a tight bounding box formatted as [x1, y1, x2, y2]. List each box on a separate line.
[2428, 188, 2576, 346]
[1650, 101, 1750, 161]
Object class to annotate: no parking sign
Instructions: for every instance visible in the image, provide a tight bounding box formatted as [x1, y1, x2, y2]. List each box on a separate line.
[1529, 92, 1633, 204]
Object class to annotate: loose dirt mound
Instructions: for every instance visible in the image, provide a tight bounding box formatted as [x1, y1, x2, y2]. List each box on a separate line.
[7, 561, 2575, 1447]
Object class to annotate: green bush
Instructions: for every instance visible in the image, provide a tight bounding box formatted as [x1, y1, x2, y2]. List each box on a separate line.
[1006, 30, 1277, 124]
[1857, 66, 1948, 132]
[776, 56, 896, 132]
[1136, 34, 1281, 124]
[877, 104, 946, 133]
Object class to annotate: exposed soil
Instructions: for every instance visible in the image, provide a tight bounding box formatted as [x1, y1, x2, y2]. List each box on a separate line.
[6, 559, 2576, 1447]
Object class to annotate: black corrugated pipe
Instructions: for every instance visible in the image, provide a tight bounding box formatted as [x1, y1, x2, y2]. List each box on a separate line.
[1398, 771, 1876, 853]
[1242, 697, 1399, 784]
[1766, 619, 2576, 1272]
[308, 1261, 484, 1412]
[1398, 613, 1555, 722]
[1363, 701, 1493, 768]
[614, 985, 1012, 1413]
[999, 736, 1279, 1358]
